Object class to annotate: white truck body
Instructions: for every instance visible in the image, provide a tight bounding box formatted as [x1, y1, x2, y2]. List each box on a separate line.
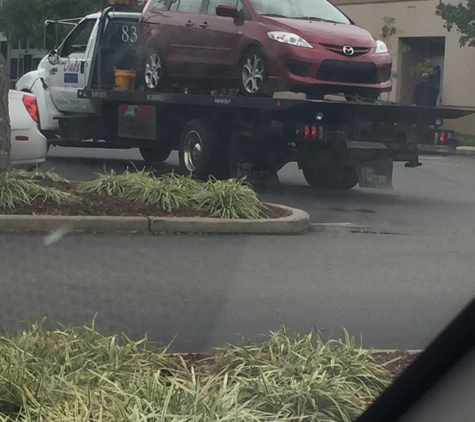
[16, 12, 140, 134]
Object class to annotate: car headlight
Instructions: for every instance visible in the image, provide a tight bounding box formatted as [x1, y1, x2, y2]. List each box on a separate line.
[375, 40, 388, 54]
[268, 31, 313, 49]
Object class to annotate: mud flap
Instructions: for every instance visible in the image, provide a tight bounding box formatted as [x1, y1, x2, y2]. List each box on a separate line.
[355, 158, 393, 189]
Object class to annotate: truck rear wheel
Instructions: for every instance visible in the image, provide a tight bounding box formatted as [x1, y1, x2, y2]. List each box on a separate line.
[179, 119, 229, 179]
[140, 147, 171, 163]
[303, 165, 358, 190]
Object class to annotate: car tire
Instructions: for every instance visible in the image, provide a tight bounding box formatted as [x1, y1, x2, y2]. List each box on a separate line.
[302, 165, 358, 190]
[143, 47, 168, 92]
[140, 147, 172, 163]
[238, 48, 271, 97]
[179, 119, 229, 180]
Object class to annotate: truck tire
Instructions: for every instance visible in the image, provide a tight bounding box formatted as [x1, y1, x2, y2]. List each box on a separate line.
[179, 119, 228, 179]
[140, 147, 171, 163]
[303, 165, 358, 190]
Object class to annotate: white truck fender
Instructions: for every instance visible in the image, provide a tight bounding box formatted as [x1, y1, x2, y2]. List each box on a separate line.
[15, 64, 63, 135]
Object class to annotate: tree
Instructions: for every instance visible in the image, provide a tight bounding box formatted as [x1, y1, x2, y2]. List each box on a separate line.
[0, 53, 11, 171]
[436, 0, 475, 47]
[0, 0, 108, 48]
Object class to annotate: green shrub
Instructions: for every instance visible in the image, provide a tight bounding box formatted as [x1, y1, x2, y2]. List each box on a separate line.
[0, 322, 391, 422]
[196, 177, 262, 219]
[128, 173, 203, 211]
[78, 168, 155, 197]
[0, 171, 77, 209]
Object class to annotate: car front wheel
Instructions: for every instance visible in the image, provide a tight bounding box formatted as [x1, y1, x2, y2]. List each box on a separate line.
[238, 49, 270, 97]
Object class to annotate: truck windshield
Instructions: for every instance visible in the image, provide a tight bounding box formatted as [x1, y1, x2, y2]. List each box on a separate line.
[250, 0, 351, 24]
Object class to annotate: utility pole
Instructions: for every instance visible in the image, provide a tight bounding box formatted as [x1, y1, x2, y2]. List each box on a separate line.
[0, 52, 11, 171]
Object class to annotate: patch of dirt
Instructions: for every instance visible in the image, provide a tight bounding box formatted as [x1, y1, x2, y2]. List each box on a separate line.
[0, 179, 291, 219]
[371, 351, 421, 378]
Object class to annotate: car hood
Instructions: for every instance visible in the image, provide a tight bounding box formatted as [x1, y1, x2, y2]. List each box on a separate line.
[262, 17, 376, 47]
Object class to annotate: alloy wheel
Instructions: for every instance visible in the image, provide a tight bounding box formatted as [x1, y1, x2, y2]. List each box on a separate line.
[144, 53, 162, 90]
[242, 54, 265, 94]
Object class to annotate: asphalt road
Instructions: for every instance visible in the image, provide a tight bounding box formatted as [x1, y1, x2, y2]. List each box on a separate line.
[0, 148, 473, 352]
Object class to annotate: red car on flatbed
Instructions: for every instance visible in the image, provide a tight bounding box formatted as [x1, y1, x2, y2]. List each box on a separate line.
[139, 0, 392, 99]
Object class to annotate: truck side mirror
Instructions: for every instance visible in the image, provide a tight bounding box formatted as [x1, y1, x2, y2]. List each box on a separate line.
[44, 20, 58, 51]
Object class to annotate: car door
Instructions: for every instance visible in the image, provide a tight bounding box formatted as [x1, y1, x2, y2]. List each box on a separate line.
[47, 18, 97, 113]
[200, 0, 242, 78]
[165, 0, 208, 76]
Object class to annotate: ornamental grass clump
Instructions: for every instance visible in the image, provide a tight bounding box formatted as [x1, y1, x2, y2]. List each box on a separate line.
[0, 170, 77, 209]
[0, 321, 391, 422]
[196, 176, 262, 219]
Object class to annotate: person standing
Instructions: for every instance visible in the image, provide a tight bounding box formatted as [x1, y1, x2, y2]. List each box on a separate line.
[412, 73, 438, 107]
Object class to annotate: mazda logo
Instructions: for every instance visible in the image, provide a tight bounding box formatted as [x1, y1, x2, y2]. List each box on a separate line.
[343, 46, 355, 56]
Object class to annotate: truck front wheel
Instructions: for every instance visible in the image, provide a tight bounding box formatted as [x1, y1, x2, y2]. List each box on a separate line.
[302, 165, 358, 190]
[179, 119, 228, 179]
[140, 147, 171, 163]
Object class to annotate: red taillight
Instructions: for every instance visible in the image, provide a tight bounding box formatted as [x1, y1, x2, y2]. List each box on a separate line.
[447, 132, 453, 140]
[439, 132, 446, 144]
[304, 125, 310, 139]
[311, 126, 318, 139]
[22, 95, 39, 123]
[15, 136, 29, 141]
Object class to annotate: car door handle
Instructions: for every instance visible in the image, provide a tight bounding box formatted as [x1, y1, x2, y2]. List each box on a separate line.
[199, 22, 209, 28]
[185, 20, 194, 27]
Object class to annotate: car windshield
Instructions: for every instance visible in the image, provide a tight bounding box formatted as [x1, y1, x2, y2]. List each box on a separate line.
[249, 0, 351, 24]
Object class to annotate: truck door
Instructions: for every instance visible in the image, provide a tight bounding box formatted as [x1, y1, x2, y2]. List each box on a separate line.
[48, 18, 97, 113]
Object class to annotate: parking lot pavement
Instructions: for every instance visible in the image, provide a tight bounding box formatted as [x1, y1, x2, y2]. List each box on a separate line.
[0, 229, 472, 352]
[46, 147, 475, 237]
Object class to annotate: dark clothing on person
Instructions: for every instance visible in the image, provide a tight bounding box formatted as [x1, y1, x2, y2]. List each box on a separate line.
[412, 80, 438, 107]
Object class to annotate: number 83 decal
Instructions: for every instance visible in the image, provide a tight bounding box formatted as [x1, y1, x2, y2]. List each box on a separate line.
[122, 25, 138, 43]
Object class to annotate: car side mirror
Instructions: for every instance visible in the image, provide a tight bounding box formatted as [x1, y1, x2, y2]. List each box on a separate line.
[216, 4, 239, 18]
[44, 20, 58, 51]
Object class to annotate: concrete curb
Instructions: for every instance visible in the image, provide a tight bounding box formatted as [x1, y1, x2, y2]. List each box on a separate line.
[0, 204, 310, 235]
[149, 204, 309, 235]
[456, 146, 475, 156]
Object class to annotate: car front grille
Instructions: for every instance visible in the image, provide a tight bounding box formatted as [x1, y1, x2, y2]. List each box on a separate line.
[321, 44, 370, 57]
[317, 60, 378, 84]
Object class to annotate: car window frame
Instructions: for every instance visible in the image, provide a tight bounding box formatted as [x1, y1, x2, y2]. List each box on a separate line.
[151, 0, 171, 11]
[58, 19, 96, 58]
[169, 0, 206, 13]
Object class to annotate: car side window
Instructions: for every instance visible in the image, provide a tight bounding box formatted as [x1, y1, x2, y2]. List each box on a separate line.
[60, 19, 96, 57]
[152, 0, 169, 10]
[206, 0, 237, 15]
[170, 0, 203, 13]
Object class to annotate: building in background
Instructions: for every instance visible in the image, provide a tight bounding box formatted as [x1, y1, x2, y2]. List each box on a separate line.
[0, 0, 45, 87]
[333, 0, 475, 134]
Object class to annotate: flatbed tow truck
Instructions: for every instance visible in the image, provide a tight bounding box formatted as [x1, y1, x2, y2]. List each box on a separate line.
[16, 0, 474, 190]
